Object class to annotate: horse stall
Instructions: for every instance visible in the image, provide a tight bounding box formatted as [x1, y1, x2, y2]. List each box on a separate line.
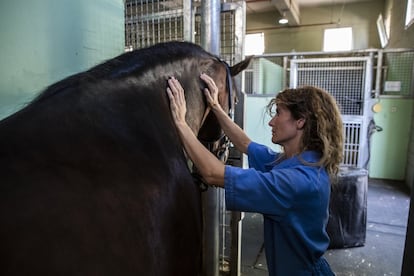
[0, 1, 247, 275]
[125, 1, 246, 275]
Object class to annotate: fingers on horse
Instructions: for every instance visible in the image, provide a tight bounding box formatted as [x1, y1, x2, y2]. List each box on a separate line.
[200, 74, 216, 89]
[167, 79, 177, 94]
[169, 79, 185, 103]
[166, 87, 175, 104]
[206, 79, 218, 96]
[203, 88, 213, 102]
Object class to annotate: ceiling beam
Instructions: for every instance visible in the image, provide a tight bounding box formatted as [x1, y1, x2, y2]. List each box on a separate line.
[271, 0, 300, 26]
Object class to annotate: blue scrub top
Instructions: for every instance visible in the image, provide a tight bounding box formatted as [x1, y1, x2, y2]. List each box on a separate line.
[224, 142, 331, 275]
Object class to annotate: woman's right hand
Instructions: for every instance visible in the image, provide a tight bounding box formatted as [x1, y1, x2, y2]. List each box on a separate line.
[200, 73, 221, 111]
[200, 74, 252, 154]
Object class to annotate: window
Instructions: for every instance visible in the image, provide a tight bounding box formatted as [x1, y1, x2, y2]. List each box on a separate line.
[406, 0, 414, 28]
[245, 33, 264, 55]
[323, 27, 353, 52]
[376, 14, 389, 48]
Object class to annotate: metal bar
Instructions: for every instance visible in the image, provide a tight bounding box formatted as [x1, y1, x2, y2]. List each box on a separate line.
[137, 0, 141, 48]
[359, 54, 374, 168]
[183, 0, 192, 42]
[250, 49, 386, 58]
[140, 0, 144, 47]
[201, 0, 221, 54]
[201, 1, 221, 275]
[297, 66, 365, 71]
[290, 59, 297, 88]
[375, 50, 383, 98]
[228, 3, 246, 275]
[151, 0, 155, 45]
[283, 56, 288, 89]
[230, 211, 242, 276]
[293, 57, 371, 63]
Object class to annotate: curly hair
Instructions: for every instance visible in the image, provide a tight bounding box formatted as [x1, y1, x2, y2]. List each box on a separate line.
[266, 86, 343, 178]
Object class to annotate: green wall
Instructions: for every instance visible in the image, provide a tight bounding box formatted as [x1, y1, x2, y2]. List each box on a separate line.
[244, 95, 281, 153]
[369, 99, 414, 180]
[250, 58, 284, 94]
[0, 0, 125, 120]
[369, 50, 414, 180]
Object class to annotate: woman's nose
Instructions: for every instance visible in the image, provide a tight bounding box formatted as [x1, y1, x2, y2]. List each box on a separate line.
[268, 116, 275, 126]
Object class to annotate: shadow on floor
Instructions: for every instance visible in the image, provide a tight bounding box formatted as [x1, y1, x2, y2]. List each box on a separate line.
[240, 178, 410, 275]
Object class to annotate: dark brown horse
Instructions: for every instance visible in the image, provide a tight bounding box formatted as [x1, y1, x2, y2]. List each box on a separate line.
[0, 41, 250, 275]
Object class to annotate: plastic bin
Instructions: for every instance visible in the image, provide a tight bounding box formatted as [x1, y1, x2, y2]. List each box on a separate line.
[327, 166, 368, 249]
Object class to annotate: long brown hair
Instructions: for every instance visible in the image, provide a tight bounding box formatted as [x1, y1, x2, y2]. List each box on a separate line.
[267, 86, 343, 178]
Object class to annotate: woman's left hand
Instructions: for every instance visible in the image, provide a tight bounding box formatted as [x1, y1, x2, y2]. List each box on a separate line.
[166, 77, 187, 126]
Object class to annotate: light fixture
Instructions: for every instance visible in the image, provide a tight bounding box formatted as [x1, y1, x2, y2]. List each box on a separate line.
[278, 11, 288, 24]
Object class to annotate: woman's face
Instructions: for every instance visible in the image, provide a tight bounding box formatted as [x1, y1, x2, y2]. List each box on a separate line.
[268, 104, 303, 147]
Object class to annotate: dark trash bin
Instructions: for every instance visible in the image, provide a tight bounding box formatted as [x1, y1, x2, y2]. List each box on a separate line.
[327, 166, 368, 249]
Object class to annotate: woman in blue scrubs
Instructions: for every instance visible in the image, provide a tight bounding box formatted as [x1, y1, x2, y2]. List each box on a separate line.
[167, 73, 343, 276]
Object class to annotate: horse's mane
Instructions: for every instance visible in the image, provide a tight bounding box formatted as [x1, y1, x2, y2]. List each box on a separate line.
[32, 41, 218, 103]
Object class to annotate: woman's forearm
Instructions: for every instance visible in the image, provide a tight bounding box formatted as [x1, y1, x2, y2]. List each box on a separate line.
[211, 106, 251, 154]
[175, 122, 225, 187]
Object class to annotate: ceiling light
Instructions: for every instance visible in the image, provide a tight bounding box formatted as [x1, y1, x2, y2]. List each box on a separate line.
[278, 12, 288, 24]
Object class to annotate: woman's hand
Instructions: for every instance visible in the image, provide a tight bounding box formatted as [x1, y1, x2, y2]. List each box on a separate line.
[200, 73, 221, 111]
[166, 77, 187, 126]
[166, 75, 226, 187]
[201, 74, 251, 154]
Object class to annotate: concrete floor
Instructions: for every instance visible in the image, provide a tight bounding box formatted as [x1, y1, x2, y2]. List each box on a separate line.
[239, 178, 410, 276]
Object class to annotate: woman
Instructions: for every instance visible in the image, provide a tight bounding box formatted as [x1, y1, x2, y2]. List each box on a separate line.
[166, 73, 343, 275]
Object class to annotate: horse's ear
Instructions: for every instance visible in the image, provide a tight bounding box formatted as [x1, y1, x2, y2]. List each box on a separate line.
[230, 56, 253, 76]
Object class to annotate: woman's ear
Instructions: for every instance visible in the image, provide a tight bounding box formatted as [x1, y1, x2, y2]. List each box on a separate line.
[297, 118, 306, 130]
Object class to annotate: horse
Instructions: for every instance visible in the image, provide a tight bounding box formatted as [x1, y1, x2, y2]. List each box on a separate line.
[0, 41, 251, 276]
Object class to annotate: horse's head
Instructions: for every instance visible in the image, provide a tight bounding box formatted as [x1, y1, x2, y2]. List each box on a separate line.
[196, 56, 252, 163]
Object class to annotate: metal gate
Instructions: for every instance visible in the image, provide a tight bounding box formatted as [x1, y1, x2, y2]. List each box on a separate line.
[125, 0, 192, 49]
[290, 56, 374, 168]
[124, 1, 245, 275]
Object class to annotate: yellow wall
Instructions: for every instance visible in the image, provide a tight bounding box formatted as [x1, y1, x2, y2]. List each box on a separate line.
[247, 1, 384, 53]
